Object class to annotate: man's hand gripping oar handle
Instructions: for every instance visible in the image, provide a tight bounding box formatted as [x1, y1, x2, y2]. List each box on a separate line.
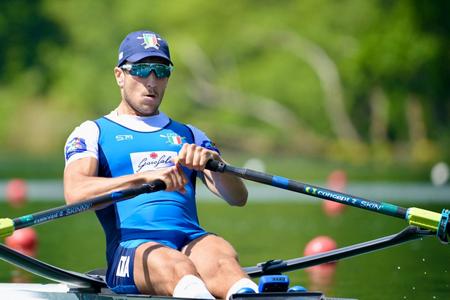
[205, 159, 450, 244]
[0, 180, 166, 238]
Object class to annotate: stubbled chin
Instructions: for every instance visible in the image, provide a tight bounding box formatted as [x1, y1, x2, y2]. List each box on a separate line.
[137, 101, 159, 116]
[136, 108, 159, 116]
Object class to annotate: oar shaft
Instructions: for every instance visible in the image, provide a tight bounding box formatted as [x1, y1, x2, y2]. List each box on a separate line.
[206, 160, 407, 220]
[1, 180, 166, 237]
[0, 243, 105, 288]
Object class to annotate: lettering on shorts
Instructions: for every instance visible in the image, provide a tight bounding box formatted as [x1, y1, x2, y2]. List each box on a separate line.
[116, 255, 130, 278]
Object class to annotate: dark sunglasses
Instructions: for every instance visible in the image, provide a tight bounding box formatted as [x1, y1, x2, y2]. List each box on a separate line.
[121, 63, 173, 79]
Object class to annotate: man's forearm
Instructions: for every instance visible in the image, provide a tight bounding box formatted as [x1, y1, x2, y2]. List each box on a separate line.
[204, 171, 248, 206]
[64, 172, 147, 204]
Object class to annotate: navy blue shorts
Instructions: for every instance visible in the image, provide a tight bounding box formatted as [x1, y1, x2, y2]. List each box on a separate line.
[106, 230, 209, 294]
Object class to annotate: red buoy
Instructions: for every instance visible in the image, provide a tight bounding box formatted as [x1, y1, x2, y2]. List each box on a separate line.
[5, 228, 38, 257]
[304, 236, 337, 257]
[304, 236, 338, 270]
[322, 170, 347, 216]
[323, 201, 346, 216]
[5, 179, 28, 208]
[303, 236, 338, 291]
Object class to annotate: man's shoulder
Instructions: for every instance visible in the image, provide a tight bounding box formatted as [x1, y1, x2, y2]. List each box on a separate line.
[75, 120, 100, 131]
[67, 120, 100, 140]
[185, 123, 205, 134]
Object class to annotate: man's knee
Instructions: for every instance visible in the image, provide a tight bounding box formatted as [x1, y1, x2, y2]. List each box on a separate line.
[171, 257, 199, 278]
[135, 244, 202, 295]
[139, 244, 198, 277]
[144, 252, 197, 277]
[215, 253, 247, 281]
[217, 254, 239, 269]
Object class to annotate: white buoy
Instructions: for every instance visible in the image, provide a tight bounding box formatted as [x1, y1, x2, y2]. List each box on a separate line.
[243, 158, 266, 172]
[430, 162, 449, 186]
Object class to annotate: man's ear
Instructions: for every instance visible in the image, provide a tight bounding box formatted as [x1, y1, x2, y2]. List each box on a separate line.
[114, 67, 124, 87]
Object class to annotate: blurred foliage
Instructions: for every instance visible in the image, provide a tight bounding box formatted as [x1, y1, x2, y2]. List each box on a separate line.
[0, 0, 448, 167]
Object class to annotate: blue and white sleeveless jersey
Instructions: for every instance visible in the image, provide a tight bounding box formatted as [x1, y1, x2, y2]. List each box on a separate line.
[64, 111, 219, 261]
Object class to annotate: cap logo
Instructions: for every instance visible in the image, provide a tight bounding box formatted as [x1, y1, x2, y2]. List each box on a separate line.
[137, 33, 160, 49]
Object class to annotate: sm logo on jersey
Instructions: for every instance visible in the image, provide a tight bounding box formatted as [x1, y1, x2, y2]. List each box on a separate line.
[130, 151, 177, 173]
[115, 134, 133, 142]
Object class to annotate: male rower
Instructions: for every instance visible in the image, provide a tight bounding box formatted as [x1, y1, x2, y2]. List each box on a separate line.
[63, 30, 258, 299]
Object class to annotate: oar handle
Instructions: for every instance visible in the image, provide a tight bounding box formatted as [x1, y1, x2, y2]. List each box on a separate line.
[0, 180, 166, 238]
[206, 159, 227, 172]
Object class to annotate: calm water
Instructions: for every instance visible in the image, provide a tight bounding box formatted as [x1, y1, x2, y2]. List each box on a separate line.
[1, 201, 449, 299]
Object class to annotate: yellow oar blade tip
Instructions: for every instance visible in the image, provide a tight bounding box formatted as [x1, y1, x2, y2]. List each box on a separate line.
[406, 207, 441, 231]
[0, 218, 14, 238]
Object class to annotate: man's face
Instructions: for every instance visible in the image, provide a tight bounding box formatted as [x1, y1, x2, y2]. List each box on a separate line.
[115, 57, 171, 116]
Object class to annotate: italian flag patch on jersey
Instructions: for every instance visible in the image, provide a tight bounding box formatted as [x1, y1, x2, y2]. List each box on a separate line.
[160, 133, 185, 145]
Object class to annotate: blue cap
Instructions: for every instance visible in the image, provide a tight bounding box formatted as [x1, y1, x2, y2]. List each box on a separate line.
[117, 30, 172, 66]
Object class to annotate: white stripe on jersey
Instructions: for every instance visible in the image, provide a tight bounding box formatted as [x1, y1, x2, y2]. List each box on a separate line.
[64, 110, 216, 166]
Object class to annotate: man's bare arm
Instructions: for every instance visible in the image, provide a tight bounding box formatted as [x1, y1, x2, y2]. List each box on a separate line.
[64, 157, 188, 204]
[202, 168, 248, 206]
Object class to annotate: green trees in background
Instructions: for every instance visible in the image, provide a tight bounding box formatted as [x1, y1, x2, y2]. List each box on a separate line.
[0, 0, 448, 164]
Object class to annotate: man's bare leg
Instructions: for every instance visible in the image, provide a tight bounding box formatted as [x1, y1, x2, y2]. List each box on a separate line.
[183, 235, 257, 299]
[133, 241, 213, 298]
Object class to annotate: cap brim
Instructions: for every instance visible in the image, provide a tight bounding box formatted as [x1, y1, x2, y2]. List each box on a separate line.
[120, 51, 172, 66]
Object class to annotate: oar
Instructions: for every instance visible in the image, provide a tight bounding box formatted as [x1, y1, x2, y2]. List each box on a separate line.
[0, 243, 107, 289]
[244, 226, 434, 277]
[205, 160, 449, 244]
[0, 180, 166, 238]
